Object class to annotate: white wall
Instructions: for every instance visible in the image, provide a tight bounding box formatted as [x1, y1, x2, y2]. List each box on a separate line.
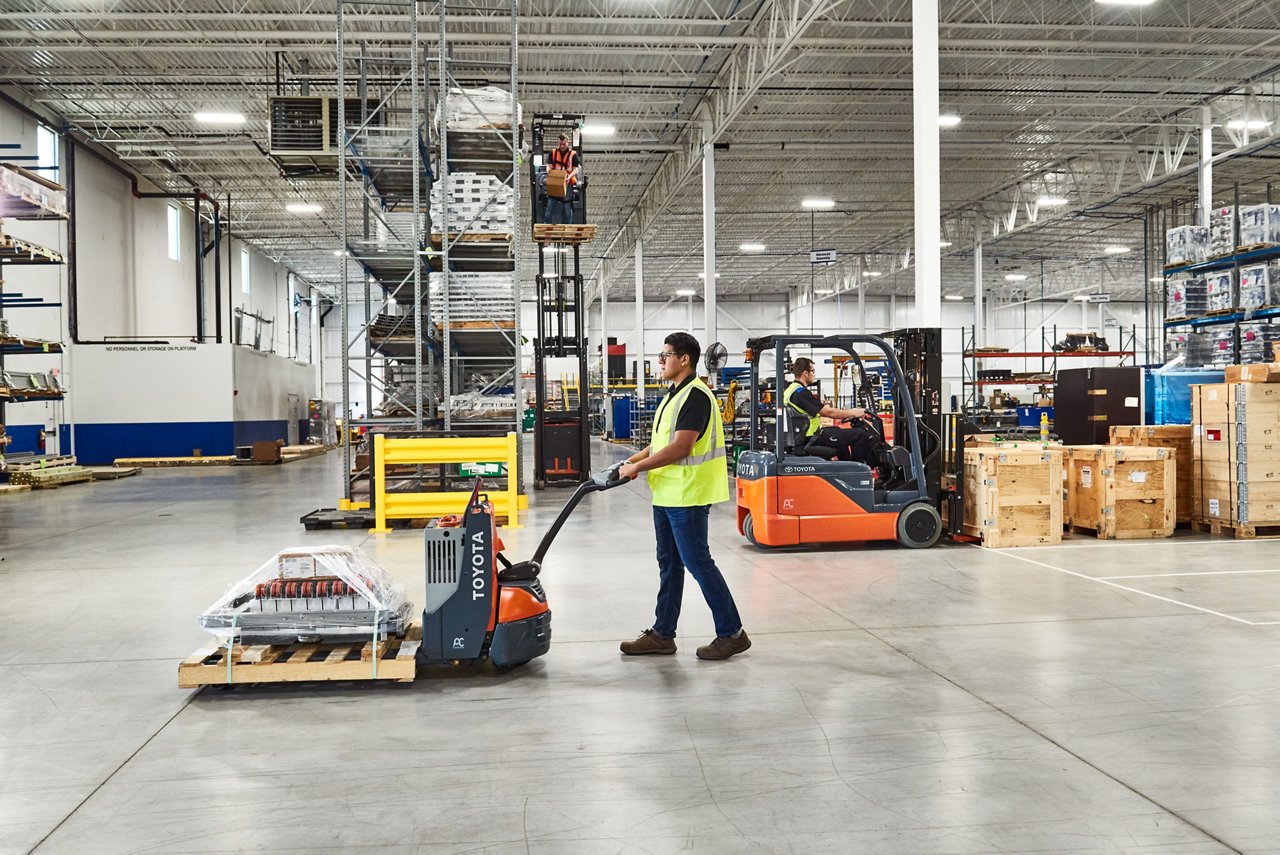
[68, 344, 234, 425]
[233, 347, 315, 423]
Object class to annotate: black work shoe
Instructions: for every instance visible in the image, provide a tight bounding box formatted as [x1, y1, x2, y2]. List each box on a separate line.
[696, 630, 752, 661]
[620, 629, 677, 656]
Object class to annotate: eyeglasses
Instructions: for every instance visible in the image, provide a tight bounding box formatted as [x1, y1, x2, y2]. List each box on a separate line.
[657, 351, 677, 362]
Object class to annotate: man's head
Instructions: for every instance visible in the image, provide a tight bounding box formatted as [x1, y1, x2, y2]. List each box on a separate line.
[659, 332, 701, 381]
[557, 133, 570, 151]
[792, 357, 817, 384]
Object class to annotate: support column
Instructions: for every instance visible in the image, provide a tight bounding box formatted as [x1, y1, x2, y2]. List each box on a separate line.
[1199, 106, 1213, 227]
[912, 0, 942, 327]
[600, 273, 609, 396]
[973, 235, 984, 347]
[702, 118, 718, 354]
[634, 241, 645, 404]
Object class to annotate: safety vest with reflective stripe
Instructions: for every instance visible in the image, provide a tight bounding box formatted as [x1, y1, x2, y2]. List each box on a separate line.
[648, 377, 730, 507]
[784, 382, 822, 438]
[549, 147, 579, 184]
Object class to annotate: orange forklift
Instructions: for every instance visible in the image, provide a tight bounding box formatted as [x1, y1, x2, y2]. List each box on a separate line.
[735, 331, 961, 549]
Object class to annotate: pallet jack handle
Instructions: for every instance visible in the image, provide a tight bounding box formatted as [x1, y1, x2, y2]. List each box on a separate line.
[500, 463, 631, 580]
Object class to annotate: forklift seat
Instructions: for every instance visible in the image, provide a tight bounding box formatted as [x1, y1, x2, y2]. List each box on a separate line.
[783, 409, 839, 459]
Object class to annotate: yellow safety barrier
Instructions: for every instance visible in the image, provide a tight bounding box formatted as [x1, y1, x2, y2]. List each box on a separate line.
[371, 432, 521, 533]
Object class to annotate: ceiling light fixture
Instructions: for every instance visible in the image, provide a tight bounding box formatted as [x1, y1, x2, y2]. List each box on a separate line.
[1095, 0, 1157, 6]
[1037, 195, 1069, 207]
[676, 288, 696, 297]
[193, 111, 246, 125]
[739, 242, 767, 253]
[1150, 276, 1165, 283]
[696, 272, 721, 278]
[865, 271, 883, 277]
[801, 198, 835, 210]
[939, 240, 953, 248]
[944, 294, 964, 301]
[1226, 119, 1273, 131]
[581, 123, 616, 137]
[938, 114, 962, 128]
[815, 288, 834, 295]
[1104, 245, 1131, 254]
[1005, 273, 1028, 282]
[286, 203, 322, 214]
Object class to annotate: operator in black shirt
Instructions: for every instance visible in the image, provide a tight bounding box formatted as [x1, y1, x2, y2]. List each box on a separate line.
[783, 357, 880, 463]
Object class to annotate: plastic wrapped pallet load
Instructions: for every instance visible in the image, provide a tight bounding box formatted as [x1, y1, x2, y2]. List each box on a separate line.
[1165, 225, 1209, 266]
[1239, 262, 1280, 311]
[962, 446, 1064, 548]
[1166, 276, 1207, 319]
[1065, 445, 1175, 539]
[1239, 321, 1280, 364]
[1210, 206, 1235, 256]
[1238, 204, 1280, 247]
[442, 85, 522, 131]
[1204, 270, 1236, 313]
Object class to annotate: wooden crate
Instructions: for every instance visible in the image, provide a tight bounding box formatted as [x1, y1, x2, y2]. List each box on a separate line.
[1110, 425, 1193, 523]
[1066, 445, 1175, 539]
[1191, 383, 1280, 530]
[962, 447, 1064, 548]
[179, 624, 421, 688]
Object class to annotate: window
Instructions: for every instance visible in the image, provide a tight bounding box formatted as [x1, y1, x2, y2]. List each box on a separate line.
[36, 124, 59, 183]
[240, 248, 251, 295]
[166, 205, 181, 261]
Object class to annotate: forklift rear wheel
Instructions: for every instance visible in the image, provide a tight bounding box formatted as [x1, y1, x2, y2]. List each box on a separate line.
[896, 503, 942, 549]
[742, 513, 763, 548]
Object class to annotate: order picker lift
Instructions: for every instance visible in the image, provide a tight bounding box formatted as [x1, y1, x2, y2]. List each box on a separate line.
[420, 464, 628, 669]
[735, 331, 962, 549]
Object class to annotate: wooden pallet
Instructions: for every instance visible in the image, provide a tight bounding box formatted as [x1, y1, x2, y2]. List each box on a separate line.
[532, 223, 597, 245]
[0, 232, 65, 264]
[10, 467, 94, 488]
[1237, 243, 1278, 254]
[1191, 520, 1280, 539]
[430, 232, 513, 244]
[0, 483, 32, 495]
[4, 454, 76, 472]
[280, 445, 332, 463]
[179, 624, 421, 688]
[114, 456, 236, 467]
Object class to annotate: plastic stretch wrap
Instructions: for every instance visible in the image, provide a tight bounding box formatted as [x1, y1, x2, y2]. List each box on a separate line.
[1165, 226, 1208, 266]
[1165, 330, 1208, 367]
[1166, 276, 1207, 318]
[1205, 326, 1235, 367]
[1239, 321, 1279, 364]
[442, 86, 522, 131]
[1239, 262, 1280, 310]
[1238, 204, 1280, 247]
[0, 164, 67, 217]
[1205, 271, 1236, 313]
[199, 546, 412, 644]
[1210, 207, 1235, 257]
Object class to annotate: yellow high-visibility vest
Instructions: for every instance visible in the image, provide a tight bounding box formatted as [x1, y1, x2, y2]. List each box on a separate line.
[784, 382, 821, 438]
[648, 377, 730, 507]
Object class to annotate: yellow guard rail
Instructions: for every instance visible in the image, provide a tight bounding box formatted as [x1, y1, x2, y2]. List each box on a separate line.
[371, 432, 520, 532]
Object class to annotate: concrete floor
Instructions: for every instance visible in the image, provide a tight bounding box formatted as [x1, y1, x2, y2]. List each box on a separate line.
[2, 444, 1279, 854]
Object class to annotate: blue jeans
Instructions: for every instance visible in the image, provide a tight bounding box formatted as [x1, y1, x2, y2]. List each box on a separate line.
[544, 195, 574, 225]
[652, 504, 743, 639]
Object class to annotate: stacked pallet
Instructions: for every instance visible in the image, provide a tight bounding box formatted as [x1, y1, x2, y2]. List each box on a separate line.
[1192, 382, 1280, 537]
[1065, 446, 1175, 539]
[441, 85, 521, 131]
[962, 446, 1064, 548]
[430, 173, 514, 235]
[1110, 425, 1194, 524]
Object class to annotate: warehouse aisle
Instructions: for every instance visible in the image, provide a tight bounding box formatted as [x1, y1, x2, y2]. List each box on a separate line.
[2, 448, 1277, 854]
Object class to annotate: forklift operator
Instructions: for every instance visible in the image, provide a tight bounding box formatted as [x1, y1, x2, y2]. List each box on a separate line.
[784, 358, 874, 460]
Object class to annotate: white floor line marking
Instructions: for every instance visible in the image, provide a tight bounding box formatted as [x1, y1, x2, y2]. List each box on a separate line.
[1100, 568, 1280, 580]
[1013, 537, 1272, 550]
[982, 546, 1261, 627]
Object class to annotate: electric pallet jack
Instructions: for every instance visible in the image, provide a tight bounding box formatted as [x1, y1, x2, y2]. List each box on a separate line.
[736, 333, 948, 550]
[419, 464, 628, 668]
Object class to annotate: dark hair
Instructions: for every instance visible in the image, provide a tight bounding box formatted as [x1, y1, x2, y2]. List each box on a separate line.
[558, 133, 569, 142]
[664, 332, 701, 367]
[792, 357, 815, 376]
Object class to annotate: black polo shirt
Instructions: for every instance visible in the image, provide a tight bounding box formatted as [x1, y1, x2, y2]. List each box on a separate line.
[656, 375, 712, 441]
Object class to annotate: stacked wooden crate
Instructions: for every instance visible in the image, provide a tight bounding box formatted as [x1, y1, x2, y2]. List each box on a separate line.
[1065, 445, 1175, 539]
[962, 446, 1064, 547]
[1109, 425, 1194, 524]
[1192, 382, 1280, 537]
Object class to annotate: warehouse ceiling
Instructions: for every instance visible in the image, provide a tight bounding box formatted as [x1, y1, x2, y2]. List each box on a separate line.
[3, 0, 1280, 306]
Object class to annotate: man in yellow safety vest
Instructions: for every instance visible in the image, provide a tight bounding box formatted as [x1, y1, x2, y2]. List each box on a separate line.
[784, 357, 871, 458]
[617, 332, 750, 661]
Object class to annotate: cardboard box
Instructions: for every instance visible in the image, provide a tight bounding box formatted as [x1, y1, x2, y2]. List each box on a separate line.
[546, 168, 568, 198]
[1225, 363, 1280, 383]
[962, 447, 1064, 548]
[252, 441, 282, 464]
[1066, 445, 1175, 539]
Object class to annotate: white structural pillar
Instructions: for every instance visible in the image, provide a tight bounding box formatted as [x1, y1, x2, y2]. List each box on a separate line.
[1200, 106, 1213, 227]
[600, 273, 609, 396]
[912, 0, 942, 327]
[973, 235, 984, 347]
[634, 240, 645, 403]
[702, 118, 718, 353]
